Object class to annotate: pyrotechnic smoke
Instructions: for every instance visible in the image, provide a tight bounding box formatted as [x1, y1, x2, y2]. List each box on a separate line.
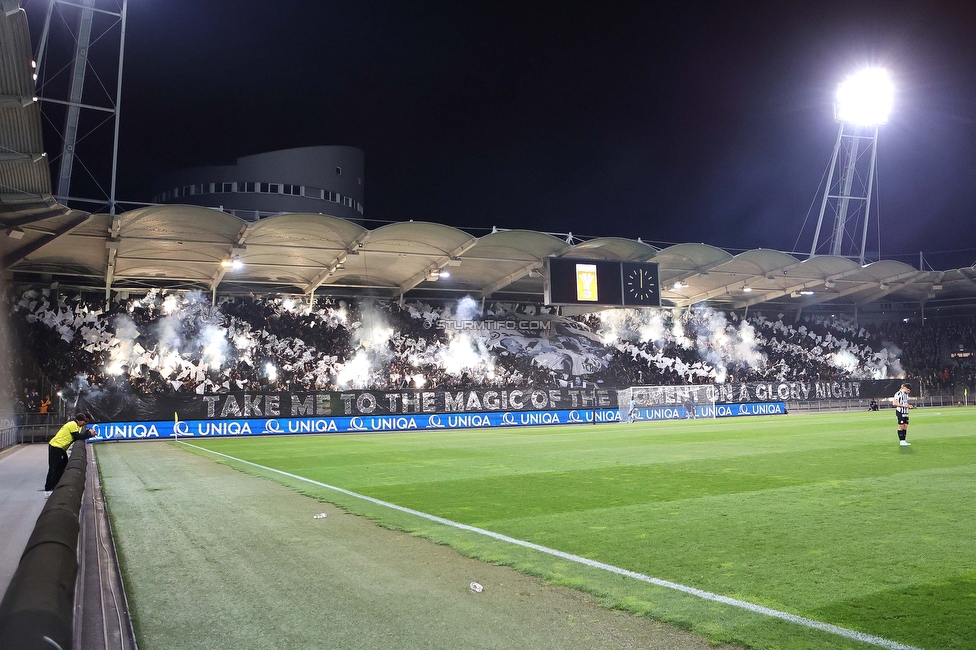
[155, 312, 183, 352]
[685, 306, 765, 383]
[436, 334, 495, 377]
[671, 315, 694, 349]
[592, 306, 764, 383]
[595, 308, 668, 346]
[454, 295, 481, 322]
[105, 315, 142, 376]
[687, 308, 730, 382]
[198, 324, 229, 370]
[162, 293, 179, 315]
[352, 301, 394, 350]
[435, 295, 497, 380]
[335, 350, 372, 389]
[637, 311, 668, 344]
[595, 309, 627, 345]
[829, 349, 861, 375]
[64, 372, 105, 412]
[732, 319, 765, 368]
[881, 341, 906, 379]
[333, 301, 395, 389]
[329, 301, 350, 326]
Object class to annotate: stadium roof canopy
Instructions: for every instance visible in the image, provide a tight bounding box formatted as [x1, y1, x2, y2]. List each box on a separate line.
[3, 5, 975, 313]
[4, 203, 975, 313]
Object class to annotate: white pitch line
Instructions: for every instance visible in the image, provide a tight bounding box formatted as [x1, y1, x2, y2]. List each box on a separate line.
[181, 441, 923, 650]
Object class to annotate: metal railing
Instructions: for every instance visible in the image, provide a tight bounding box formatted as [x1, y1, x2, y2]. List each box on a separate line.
[0, 417, 63, 452]
[785, 394, 966, 413]
[0, 426, 16, 453]
[17, 424, 59, 444]
[1, 412, 62, 424]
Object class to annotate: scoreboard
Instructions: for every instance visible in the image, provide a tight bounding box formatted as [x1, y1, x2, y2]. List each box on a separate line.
[545, 258, 661, 307]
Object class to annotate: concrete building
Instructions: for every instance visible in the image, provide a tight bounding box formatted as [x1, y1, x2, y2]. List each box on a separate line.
[153, 146, 364, 221]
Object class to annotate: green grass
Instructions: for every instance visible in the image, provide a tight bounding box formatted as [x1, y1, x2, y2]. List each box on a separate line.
[179, 409, 976, 649]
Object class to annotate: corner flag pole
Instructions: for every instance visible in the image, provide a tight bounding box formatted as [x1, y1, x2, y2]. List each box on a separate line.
[174, 412, 179, 443]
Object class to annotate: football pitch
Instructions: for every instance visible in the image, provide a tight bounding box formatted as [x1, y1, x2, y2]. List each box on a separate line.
[97, 409, 976, 649]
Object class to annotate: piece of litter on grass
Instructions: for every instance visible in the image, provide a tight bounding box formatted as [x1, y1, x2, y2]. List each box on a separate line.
[469, 582, 483, 593]
[313, 512, 328, 519]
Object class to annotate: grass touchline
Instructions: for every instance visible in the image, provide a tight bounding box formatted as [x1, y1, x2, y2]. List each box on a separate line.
[180, 439, 922, 650]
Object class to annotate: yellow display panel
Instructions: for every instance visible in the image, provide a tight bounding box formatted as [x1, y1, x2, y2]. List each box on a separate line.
[576, 264, 598, 302]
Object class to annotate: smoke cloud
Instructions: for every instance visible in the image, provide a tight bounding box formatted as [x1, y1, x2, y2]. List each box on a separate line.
[593, 305, 765, 383]
[105, 315, 142, 376]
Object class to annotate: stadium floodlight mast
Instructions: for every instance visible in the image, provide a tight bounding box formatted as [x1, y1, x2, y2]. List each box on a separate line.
[809, 68, 894, 264]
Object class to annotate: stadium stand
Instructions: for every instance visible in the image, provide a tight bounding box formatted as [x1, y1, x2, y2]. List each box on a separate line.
[7, 288, 975, 404]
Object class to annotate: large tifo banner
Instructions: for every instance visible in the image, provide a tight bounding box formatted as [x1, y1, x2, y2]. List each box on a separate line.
[79, 379, 904, 424]
[89, 402, 787, 441]
[79, 388, 618, 423]
[630, 379, 907, 406]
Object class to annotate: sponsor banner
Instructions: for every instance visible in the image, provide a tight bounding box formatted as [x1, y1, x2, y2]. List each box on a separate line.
[629, 402, 788, 420]
[631, 379, 908, 406]
[89, 401, 785, 441]
[79, 388, 619, 423]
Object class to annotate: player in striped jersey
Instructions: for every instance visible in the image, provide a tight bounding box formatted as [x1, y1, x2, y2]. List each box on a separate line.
[891, 383, 913, 447]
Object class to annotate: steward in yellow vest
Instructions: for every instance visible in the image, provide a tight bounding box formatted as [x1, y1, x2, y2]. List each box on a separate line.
[45, 412, 94, 494]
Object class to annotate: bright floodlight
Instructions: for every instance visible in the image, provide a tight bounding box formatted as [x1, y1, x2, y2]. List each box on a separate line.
[835, 68, 894, 125]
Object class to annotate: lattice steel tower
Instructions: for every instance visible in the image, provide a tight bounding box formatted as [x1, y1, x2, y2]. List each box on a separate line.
[33, 0, 128, 215]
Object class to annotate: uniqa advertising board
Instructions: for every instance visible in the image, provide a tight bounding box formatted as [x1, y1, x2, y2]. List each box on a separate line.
[90, 402, 786, 441]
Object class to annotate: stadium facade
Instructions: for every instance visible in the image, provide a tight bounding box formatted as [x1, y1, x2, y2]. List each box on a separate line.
[152, 146, 365, 222]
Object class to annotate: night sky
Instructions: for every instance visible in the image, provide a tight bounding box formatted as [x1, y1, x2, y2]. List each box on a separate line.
[28, 0, 976, 268]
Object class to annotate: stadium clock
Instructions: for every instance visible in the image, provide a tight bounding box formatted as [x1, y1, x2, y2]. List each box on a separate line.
[621, 261, 661, 307]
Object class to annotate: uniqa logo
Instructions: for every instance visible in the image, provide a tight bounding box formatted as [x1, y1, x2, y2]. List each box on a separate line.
[196, 421, 252, 436]
[367, 417, 419, 431]
[446, 414, 491, 427]
[518, 412, 560, 425]
[263, 419, 284, 433]
[173, 421, 191, 436]
[286, 419, 339, 433]
[428, 414, 446, 428]
[349, 417, 367, 432]
[102, 423, 161, 439]
[501, 412, 518, 426]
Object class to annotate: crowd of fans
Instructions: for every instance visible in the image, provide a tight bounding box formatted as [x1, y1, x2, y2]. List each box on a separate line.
[874, 318, 976, 392]
[4, 287, 976, 406]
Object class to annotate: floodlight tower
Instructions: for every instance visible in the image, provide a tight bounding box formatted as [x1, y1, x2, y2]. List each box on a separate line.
[33, 0, 129, 215]
[809, 68, 893, 263]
